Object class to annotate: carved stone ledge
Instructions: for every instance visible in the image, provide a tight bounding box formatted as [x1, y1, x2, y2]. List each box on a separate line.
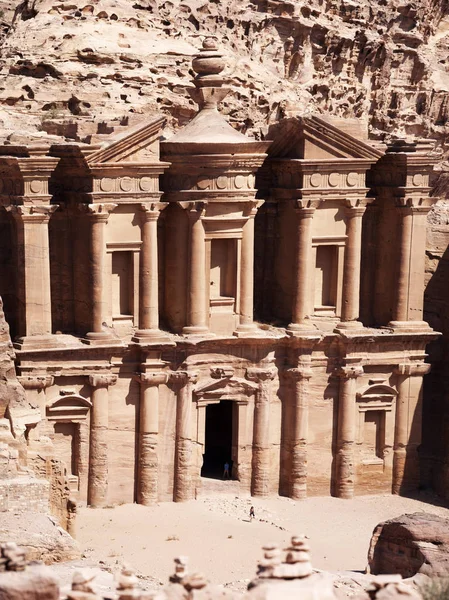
[246, 367, 277, 383]
[17, 375, 54, 390]
[169, 371, 199, 386]
[285, 367, 313, 381]
[395, 363, 431, 377]
[337, 365, 364, 379]
[137, 372, 169, 386]
[88, 374, 118, 388]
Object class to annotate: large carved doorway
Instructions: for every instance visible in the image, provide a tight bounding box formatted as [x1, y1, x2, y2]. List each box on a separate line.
[201, 400, 234, 479]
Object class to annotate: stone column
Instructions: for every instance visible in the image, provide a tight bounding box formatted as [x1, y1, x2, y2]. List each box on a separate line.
[246, 366, 277, 497]
[286, 365, 313, 499]
[172, 371, 198, 501]
[393, 363, 430, 494]
[182, 203, 209, 335]
[288, 206, 315, 333]
[7, 205, 58, 343]
[393, 205, 413, 323]
[87, 373, 117, 507]
[136, 371, 168, 505]
[235, 202, 260, 335]
[336, 365, 363, 499]
[133, 203, 168, 342]
[338, 205, 366, 326]
[84, 204, 117, 344]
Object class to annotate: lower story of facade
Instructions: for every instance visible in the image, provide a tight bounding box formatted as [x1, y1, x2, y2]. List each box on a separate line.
[16, 327, 435, 506]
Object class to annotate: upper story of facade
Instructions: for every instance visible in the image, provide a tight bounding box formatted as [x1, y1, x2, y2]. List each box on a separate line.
[0, 39, 439, 350]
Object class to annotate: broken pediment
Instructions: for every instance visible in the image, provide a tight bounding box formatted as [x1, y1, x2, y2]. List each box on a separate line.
[267, 116, 384, 161]
[86, 116, 166, 165]
[194, 375, 258, 400]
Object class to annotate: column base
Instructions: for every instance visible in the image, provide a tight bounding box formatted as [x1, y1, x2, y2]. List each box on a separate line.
[13, 334, 68, 351]
[182, 325, 214, 337]
[233, 323, 263, 338]
[82, 331, 121, 346]
[334, 320, 365, 333]
[132, 329, 171, 344]
[287, 322, 318, 336]
[387, 320, 433, 332]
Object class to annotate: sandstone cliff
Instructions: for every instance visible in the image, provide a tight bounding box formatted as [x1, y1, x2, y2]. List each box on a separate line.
[0, 0, 447, 149]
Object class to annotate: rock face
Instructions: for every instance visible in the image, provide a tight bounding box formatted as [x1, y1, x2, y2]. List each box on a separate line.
[0, 0, 447, 147]
[367, 512, 449, 578]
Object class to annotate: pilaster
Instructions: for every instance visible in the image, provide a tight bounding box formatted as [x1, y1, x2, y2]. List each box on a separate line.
[136, 370, 168, 505]
[393, 362, 430, 494]
[87, 373, 117, 507]
[132, 202, 169, 343]
[246, 366, 277, 497]
[285, 365, 313, 499]
[335, 364, 364, 499]
[83, 203, 118, 345]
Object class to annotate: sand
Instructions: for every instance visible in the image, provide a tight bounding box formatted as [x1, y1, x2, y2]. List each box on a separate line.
[75, 489, 449, 588]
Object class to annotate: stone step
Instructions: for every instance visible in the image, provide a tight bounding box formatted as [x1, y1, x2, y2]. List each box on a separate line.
[198, 477, 245, 497]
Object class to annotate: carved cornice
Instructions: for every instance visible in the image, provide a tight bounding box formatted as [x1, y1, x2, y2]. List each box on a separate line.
[285, 367, 313, 381]
[337, 365, 364, 379]
[6, 204, 59, 223]
[85, 203, 117, 221]
[395, 363, 431, 377]
[169, 371, 199, 386]
[210, 366, 235, 379]
[18, 375, 54, 390]
[246, 366, 277, 383]
[88, 374, 118, 388]
[137, 372, 169, 386]
[140, 202, 168, 221]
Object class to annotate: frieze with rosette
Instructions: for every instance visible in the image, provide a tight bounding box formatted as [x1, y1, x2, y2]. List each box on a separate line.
[166, 172, 256, 193]
[93, 176, 159, 195]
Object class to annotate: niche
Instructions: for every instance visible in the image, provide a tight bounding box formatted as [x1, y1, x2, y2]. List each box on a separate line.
[210, 239, 237, 301]
[111, 251, 133, 317]
[314, 245, 338, 311]
[362, 411, 385, 462]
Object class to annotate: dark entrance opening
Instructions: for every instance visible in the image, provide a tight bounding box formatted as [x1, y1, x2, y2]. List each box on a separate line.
[201, 400, 233, 479]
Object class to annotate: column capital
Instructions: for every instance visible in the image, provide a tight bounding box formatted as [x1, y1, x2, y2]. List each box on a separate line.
[210, 366, 235, 379]
[89, 373, 118, 388]
[136, 372, 169, 386]
[394, 196, 434, 212]
[140, 202, 168, 221]
[17, 374, 54, 390]
[337, 365, 364, 379]
[344, 197, 373, 210]
[169, 371, 199, 386]
[285, 367, 313, 381]
[344, 205, 367, 218]
[296, 198, 322, 210]
[243, 200, 264, 217]
[178, 201, 207, 219]
[395, 363, 431, 377]
[246, 366, 277, 383]
[294, 205, 315, 218]
[86, 203, 117, 221]
[6, 204, 59, 223]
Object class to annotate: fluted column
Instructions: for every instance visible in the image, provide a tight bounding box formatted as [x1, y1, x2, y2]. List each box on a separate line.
[246, 366, 277, 497]
[84, 204, 117, 344]
[393, 363, 430, 494]
[336, 365, 364, 499]
[235, 202, 260, 335]
[288, 206, 315, 333]
[172, 371, 198, 501]
[338, 205, 365, 326]
[182, 203, 208, 335]
[7, 205, 58, 342]
[87, 373, 117, 507]
[137, 371, 168, 505]
[133, 202, 168, 342]
[286, 365, 313, 499]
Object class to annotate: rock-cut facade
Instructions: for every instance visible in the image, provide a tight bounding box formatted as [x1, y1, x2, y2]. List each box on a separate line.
[0, 40, 440, 506]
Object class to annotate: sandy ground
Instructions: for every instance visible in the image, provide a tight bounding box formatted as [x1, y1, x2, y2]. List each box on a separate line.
[73, 487, 449, 589]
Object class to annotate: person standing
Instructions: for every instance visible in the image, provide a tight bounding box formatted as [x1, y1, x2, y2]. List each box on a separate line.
[223, 461, 230, 479]
[249, 506, 255, 521]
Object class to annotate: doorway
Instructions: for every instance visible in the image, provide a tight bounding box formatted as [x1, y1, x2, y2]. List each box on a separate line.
[201, 400, 233, 479]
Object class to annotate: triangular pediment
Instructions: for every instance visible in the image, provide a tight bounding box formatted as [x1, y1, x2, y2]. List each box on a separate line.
[86, 115, 165, 165]
[194, 376, 258, 398]
[267, 116, 384, 161]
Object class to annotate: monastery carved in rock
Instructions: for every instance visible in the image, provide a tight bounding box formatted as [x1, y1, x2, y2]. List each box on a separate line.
[0, 39, 440, 507]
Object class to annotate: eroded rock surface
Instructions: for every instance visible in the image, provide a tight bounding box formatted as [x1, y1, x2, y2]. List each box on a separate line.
[367, 512, 449, 578]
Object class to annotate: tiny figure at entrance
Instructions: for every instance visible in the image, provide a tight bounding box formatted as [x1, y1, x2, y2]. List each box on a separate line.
[249, 506, 255, 521]
[223, 461, 230, 479]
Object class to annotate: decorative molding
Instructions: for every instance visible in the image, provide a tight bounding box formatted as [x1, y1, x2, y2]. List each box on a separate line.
[88, 374, 118, 388]
[18, 375, 54, 390]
